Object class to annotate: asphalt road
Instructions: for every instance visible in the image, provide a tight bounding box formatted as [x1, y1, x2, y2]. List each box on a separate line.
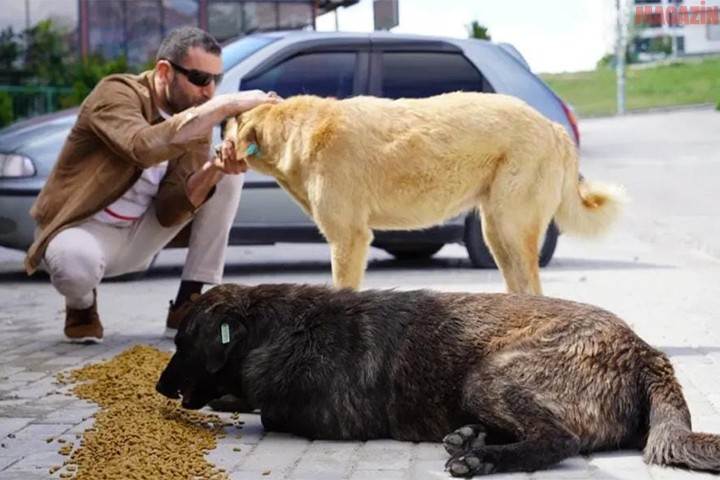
[1, 106, 720, 479]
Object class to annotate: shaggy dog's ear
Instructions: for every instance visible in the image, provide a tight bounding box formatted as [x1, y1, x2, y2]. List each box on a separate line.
[202, 305, 249, 374]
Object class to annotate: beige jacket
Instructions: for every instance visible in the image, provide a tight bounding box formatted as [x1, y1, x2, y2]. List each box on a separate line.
[26, 70, 213, 274]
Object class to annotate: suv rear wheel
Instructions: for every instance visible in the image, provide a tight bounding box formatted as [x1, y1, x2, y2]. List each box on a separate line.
[464, 214, 559, 269]
[380, 243, 445, 261]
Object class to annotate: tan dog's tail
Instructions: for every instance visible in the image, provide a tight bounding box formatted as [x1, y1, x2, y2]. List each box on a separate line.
[642, 353, 720, 472]
[552, 124, 626, 238]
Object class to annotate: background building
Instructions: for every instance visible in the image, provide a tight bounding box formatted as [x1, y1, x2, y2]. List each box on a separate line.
[631, 0, 720, 61]
[1, 0, 359, 66]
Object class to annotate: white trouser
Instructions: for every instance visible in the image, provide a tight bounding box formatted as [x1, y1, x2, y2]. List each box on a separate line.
[43, 174, 243, 309]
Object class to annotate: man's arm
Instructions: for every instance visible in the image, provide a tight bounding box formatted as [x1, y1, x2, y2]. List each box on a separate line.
[153, 92, 280, 227]
[172, 90, 276, 145]
[183, 92, 280, 208]
[154, 131, 250, 227]
[87, 77, 277, 168]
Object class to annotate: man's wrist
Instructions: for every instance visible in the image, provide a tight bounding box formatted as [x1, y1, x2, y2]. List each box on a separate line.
[203, 159, 224, 175]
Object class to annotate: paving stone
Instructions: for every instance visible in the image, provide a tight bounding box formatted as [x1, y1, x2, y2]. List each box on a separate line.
[288, 441, 360, 479]
[355, 439, 413, 471]
[0, 419, 33, 440]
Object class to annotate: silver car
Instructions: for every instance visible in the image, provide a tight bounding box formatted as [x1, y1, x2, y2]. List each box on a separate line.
[0, 31, 579, 272]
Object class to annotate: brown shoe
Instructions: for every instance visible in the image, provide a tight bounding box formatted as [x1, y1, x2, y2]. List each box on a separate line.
[164, 293, 201, 338]
[64, 290, 103, 344]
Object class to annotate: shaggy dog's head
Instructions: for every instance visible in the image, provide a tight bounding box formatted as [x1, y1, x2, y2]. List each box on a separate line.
[155, 284, 252, 409]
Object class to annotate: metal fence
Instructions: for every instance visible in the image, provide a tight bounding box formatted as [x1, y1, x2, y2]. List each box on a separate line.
[0, 85, 73, 127]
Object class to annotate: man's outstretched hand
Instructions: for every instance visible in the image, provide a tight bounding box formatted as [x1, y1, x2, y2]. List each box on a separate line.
[211, 138, 247, 175]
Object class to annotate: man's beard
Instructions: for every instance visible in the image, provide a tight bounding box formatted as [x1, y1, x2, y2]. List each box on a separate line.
[165, 79, 208, 114]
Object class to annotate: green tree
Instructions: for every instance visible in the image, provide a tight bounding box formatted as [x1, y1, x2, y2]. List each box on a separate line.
[0, 91, 12, 127]
[467, 20, 491, 41]
[0, 18, 152, 125]
[0, 27, 20, 70]
[22, 19, 73, 86]
[596, 53, 614, 69]
[60, 53, 130, 108]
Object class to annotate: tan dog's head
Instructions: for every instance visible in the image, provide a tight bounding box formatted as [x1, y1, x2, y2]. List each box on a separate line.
[224, 95, 337, 177]
[223, 103, 278, 176]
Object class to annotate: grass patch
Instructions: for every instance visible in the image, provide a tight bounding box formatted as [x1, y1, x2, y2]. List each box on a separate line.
[540, 57, 720, 117]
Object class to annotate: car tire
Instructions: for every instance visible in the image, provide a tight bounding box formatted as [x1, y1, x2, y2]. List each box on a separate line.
[380, 243, 445, 261]
[464, 213, 559, 269]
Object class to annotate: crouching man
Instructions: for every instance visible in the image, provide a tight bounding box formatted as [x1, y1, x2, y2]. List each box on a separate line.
[24, 26, 280, 343]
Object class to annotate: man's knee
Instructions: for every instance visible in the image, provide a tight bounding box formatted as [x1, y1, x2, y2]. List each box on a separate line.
[45, 241, 104, 295]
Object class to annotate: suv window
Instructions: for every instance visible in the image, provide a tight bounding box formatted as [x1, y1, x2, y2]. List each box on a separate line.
[380, 52, 483, 99]
[222, 36, 278, 71]
[241, 52, 357, 99]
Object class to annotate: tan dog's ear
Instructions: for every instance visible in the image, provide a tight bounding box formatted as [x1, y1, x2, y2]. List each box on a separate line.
[221, 115, 255, 161]
[236, 119, 262, 160]
[221, 116, 237, 141]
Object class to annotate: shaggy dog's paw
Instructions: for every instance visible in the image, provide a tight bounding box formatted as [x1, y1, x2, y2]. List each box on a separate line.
[442, 424, 487, 456]
[445, 450, 495, 477]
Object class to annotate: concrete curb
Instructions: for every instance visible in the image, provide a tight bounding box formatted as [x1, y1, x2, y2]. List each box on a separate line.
[580, 102, 718, 120]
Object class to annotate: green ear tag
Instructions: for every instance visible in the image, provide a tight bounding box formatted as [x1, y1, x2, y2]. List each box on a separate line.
[221, 323, 230, 345]
[245, 143, 260, 156]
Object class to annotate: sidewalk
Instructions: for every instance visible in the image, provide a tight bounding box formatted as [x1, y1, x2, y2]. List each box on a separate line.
[1, 229, 720, 479]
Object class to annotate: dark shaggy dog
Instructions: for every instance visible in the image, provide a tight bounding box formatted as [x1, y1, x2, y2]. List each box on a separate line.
[156, 283, 720, 477]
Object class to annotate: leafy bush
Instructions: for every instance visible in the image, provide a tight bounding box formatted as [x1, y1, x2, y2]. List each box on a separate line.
[0, 91, 12, 127]
[59, 54, 130, 109]
[0, 19, 144, 124]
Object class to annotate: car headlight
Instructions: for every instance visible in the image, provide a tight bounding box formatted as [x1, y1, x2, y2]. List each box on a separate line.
[0, 153, 36, 177]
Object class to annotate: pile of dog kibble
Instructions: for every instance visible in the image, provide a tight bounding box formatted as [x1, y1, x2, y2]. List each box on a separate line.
[50, 345, 241, 480]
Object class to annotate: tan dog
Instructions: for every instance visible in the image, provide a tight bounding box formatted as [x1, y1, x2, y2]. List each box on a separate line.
[226, 92, 625, 295]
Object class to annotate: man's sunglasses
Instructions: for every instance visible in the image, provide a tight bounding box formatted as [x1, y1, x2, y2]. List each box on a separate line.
[163, 59, 223, 87]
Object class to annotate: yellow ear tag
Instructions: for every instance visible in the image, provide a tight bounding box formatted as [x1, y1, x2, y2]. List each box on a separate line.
[221, 323, 230, 345]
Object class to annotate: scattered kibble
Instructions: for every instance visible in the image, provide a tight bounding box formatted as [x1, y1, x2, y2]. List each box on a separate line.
[58, 443, 73, 455]
[56, 345, 232, 479]
[262, 470, 271, 476]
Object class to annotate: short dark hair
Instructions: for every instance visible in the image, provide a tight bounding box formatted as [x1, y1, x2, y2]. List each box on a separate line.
[156, 26, 221, 63]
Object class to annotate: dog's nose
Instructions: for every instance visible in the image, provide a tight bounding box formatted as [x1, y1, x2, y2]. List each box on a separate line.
[155, 378, 180, 399]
